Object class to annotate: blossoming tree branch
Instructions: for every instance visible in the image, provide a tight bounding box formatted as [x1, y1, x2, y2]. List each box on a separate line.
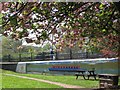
[0, 2, 120, 58]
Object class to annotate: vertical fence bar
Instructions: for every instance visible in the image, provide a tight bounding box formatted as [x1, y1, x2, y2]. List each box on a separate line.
[42, 52, 45, 60]
[70, 49, 72, 59]
[55, 51, 58, 60]
[8, 54, 11, 62]
[31, 52, 32, 61]
[86, 52, 88, 59]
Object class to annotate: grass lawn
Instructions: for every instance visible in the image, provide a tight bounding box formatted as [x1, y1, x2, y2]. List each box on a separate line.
[20, 73, 99, 88]
[1, 69, 62, 88]
[1, 69, 120, 88]
[2, 69, 98, 88]
[2, 75, 62, 88]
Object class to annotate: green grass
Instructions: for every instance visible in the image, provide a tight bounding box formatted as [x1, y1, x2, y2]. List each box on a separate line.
[20, 74, 99, 88]
[1, 70, 62, 88]
[0, 69, 2, 89]
[2, 75, 62, 88]
[2, 69, 99, 88]
[1, 69, 120, 88]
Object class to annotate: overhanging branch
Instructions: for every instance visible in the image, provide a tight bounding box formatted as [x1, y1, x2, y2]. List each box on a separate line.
[3, 3, 28, 27]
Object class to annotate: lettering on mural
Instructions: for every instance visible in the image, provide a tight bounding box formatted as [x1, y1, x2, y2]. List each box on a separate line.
[50, 65, 80, 69]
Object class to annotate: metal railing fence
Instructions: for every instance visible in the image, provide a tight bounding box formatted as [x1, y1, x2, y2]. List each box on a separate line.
[1, 51, 109, 62]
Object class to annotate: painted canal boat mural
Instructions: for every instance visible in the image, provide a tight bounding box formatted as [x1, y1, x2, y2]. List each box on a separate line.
[16, 58, 119, 75]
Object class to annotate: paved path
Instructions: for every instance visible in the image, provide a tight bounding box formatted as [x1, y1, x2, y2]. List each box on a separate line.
[4, 74, 83, 89]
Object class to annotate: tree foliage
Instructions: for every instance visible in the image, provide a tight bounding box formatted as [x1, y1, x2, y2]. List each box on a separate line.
[1, 2, 120, 57]
[2, 36, 22, 55]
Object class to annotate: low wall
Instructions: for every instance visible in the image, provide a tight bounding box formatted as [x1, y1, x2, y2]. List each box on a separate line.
[0, 62, 18, 72]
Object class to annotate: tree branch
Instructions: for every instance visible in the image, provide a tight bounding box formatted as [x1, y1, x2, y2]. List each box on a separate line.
[104, 8, 116, 29]
[3, 3, 28, 27]
[76, 2, 99, 15]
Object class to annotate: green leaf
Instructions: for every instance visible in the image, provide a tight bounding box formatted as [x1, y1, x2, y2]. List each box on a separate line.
[42, 31, 48, 39]
[18, 0, 22, 3]
[99, 4, 104, 9]
[0, 13, 2, 25]
[31, 6, 37, 11]
[23, 11, 28, 15]
[102, 29, 106, 32]
[100, 13, 104, 17]
[31, 24, 36, 29]
[10, 16, 17, 26]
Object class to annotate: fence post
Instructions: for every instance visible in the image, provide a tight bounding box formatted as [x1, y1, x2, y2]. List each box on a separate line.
[70, 49, 72, 59]
[8, 54, 11, 62]
[55, 51, 58, 60]
[86, 52, 88, 59]
[31, 52, 32, 61]
[42, 52, 45, 60]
